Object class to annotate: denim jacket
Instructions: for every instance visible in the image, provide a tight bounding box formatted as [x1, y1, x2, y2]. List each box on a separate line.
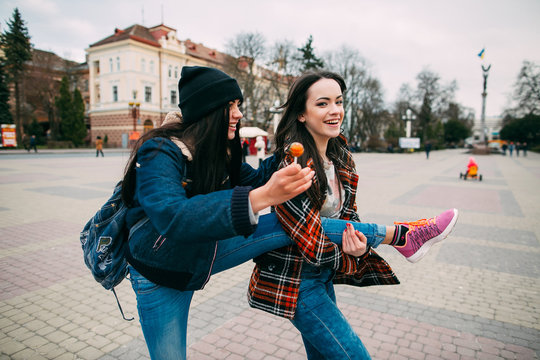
[126, 137, 278, 291]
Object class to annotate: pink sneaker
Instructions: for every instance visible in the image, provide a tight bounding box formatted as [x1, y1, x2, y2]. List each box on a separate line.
[394, 208, 458, 263]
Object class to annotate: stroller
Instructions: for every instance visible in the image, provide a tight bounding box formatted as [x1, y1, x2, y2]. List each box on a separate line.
[460, 157, 482, 181]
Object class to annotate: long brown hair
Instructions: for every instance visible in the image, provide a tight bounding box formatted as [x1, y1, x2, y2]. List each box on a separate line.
[121, 105, 242, 205]
[274, 70, 347, 209]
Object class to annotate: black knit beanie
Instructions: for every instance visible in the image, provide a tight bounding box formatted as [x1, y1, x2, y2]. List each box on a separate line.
[178, 66, 243, 124]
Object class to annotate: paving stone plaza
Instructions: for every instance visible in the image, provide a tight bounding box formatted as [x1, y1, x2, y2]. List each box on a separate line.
[0, 148, 538, 359]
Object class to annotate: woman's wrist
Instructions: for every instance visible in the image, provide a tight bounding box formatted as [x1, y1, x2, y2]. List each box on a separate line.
[248, 186, 271, 213]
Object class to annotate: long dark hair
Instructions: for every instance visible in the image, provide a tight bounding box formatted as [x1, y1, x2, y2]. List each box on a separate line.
[274, 70, 347, 209]
[121, 105, 242, 205]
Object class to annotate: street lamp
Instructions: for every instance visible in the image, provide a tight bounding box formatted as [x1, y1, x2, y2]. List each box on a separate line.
[128, 102, 140, 131]
[480, 64, 491, 145]
[402, 108, 416, 138]
[269, 100, 283, 134]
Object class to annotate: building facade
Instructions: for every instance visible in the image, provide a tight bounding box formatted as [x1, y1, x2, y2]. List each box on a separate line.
[472, 115, 503, 142]
[86, 24, 241, 147]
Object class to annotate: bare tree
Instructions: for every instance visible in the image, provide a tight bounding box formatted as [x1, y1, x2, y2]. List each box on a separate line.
[396, 69, 456, 143]
[512, 60, 540, 117]
[325, 46, 387, 149]
[225, 32, 269, 126]
[24, 50, 63, 140]
[265, 40, 301, 101]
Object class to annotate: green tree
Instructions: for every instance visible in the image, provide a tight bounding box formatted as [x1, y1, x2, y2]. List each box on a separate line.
[500, 114, 540, 146]
[1, 8, 32, 144]
[384, 119, 404, 148]
[25, 117, 44, 144]
[55, 76, 71, 135]
[297, 35, 324, 71]
[444, 119, 470, 144]
[0, 62, 12, 124]
[70, 88, 87, 145]
[55, 77, 86, 146]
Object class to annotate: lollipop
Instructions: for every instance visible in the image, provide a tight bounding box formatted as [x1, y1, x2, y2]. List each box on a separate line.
[288, 142, 304, 164]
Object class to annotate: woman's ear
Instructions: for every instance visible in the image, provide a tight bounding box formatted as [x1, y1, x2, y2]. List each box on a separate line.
[298, 114, 306, 123]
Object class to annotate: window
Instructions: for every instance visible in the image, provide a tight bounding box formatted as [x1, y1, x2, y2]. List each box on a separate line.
[116, 57, 120, 71]
[168, 65, 172, 78]
[174, 66, 178, 78]
[170, 90, 177, 105]
[149, 60, 154, 74]
[95, 84, 100, 103]
[141, 58, 146, 72]
[109, 58, 113, 72]
[94, 61, 100, 75]
[112, 85, 118, 102]
[145, 86, 152, 103]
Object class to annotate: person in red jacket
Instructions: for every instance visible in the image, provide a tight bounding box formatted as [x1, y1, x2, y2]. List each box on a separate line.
[467, 157, 478, 173]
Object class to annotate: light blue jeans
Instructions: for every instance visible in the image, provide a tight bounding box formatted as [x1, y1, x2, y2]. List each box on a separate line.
[291, 264, 372, 359]
[128, 213, 386, 359]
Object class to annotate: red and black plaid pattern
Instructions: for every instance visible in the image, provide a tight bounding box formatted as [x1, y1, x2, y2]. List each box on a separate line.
[248, 135, 399, 319]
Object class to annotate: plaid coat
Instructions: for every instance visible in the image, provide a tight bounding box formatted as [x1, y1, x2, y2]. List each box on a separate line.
[247, 135, 399, 319]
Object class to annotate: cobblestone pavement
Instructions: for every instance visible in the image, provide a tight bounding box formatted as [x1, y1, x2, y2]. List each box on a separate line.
[0, 148, 538, 359]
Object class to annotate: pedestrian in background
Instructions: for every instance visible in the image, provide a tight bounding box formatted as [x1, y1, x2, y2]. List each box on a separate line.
[95, 136, 104, 157]
[28, 135, 37, 153]
[255, 135, 266, 166]
[241, 138, 249, 162]
[425, 141, 432, 159]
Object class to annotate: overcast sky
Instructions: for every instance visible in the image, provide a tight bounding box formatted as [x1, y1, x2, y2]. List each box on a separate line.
[2, 0, 539, 118]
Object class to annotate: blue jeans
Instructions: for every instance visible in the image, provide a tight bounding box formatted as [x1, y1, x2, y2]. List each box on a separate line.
[291, 264, 372, 359]
[129, 213, 386, 359]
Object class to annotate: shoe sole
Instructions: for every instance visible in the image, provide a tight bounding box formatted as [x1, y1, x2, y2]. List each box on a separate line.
[406, 208, 459, 263]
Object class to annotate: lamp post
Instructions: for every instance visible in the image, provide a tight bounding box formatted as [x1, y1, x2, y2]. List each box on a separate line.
[269, 100, 283, 134]
[480, 64, 491, 145]
[402, 108, 416, 138]
[128, 102, 140, 131]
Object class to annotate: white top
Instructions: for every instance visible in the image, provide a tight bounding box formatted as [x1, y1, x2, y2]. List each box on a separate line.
[319, 160, 344, 218]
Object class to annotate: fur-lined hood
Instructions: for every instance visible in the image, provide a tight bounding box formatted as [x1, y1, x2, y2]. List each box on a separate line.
[162, 111, 192, 161]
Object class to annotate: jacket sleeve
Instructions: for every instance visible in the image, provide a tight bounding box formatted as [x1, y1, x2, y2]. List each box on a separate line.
[274, 155, 358, 274]
[135, 138, 255, 242]
[238, 154, 279, 188]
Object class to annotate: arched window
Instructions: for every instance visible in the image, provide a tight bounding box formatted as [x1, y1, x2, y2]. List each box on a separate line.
[116, 57, 120, 71]
[141, 58, 146, 72]
[174, 66, 178, 78]
[143, 119, 154, 133]
[149, 60, 155, 74]
[109, 58, 113, 72]
[168, 65, 172, 78]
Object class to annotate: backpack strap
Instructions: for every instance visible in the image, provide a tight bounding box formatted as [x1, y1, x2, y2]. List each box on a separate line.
[112, 288, 134, 321]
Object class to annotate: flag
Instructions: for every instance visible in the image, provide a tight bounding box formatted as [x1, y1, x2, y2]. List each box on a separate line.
[478, 48, 485, 59]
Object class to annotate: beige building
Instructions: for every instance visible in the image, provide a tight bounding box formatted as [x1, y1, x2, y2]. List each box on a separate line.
[472, 115, 503, 142]
[86, 24, 237, 147]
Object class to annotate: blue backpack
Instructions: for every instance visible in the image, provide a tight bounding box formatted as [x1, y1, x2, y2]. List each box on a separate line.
[80, 181, 133, 320]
